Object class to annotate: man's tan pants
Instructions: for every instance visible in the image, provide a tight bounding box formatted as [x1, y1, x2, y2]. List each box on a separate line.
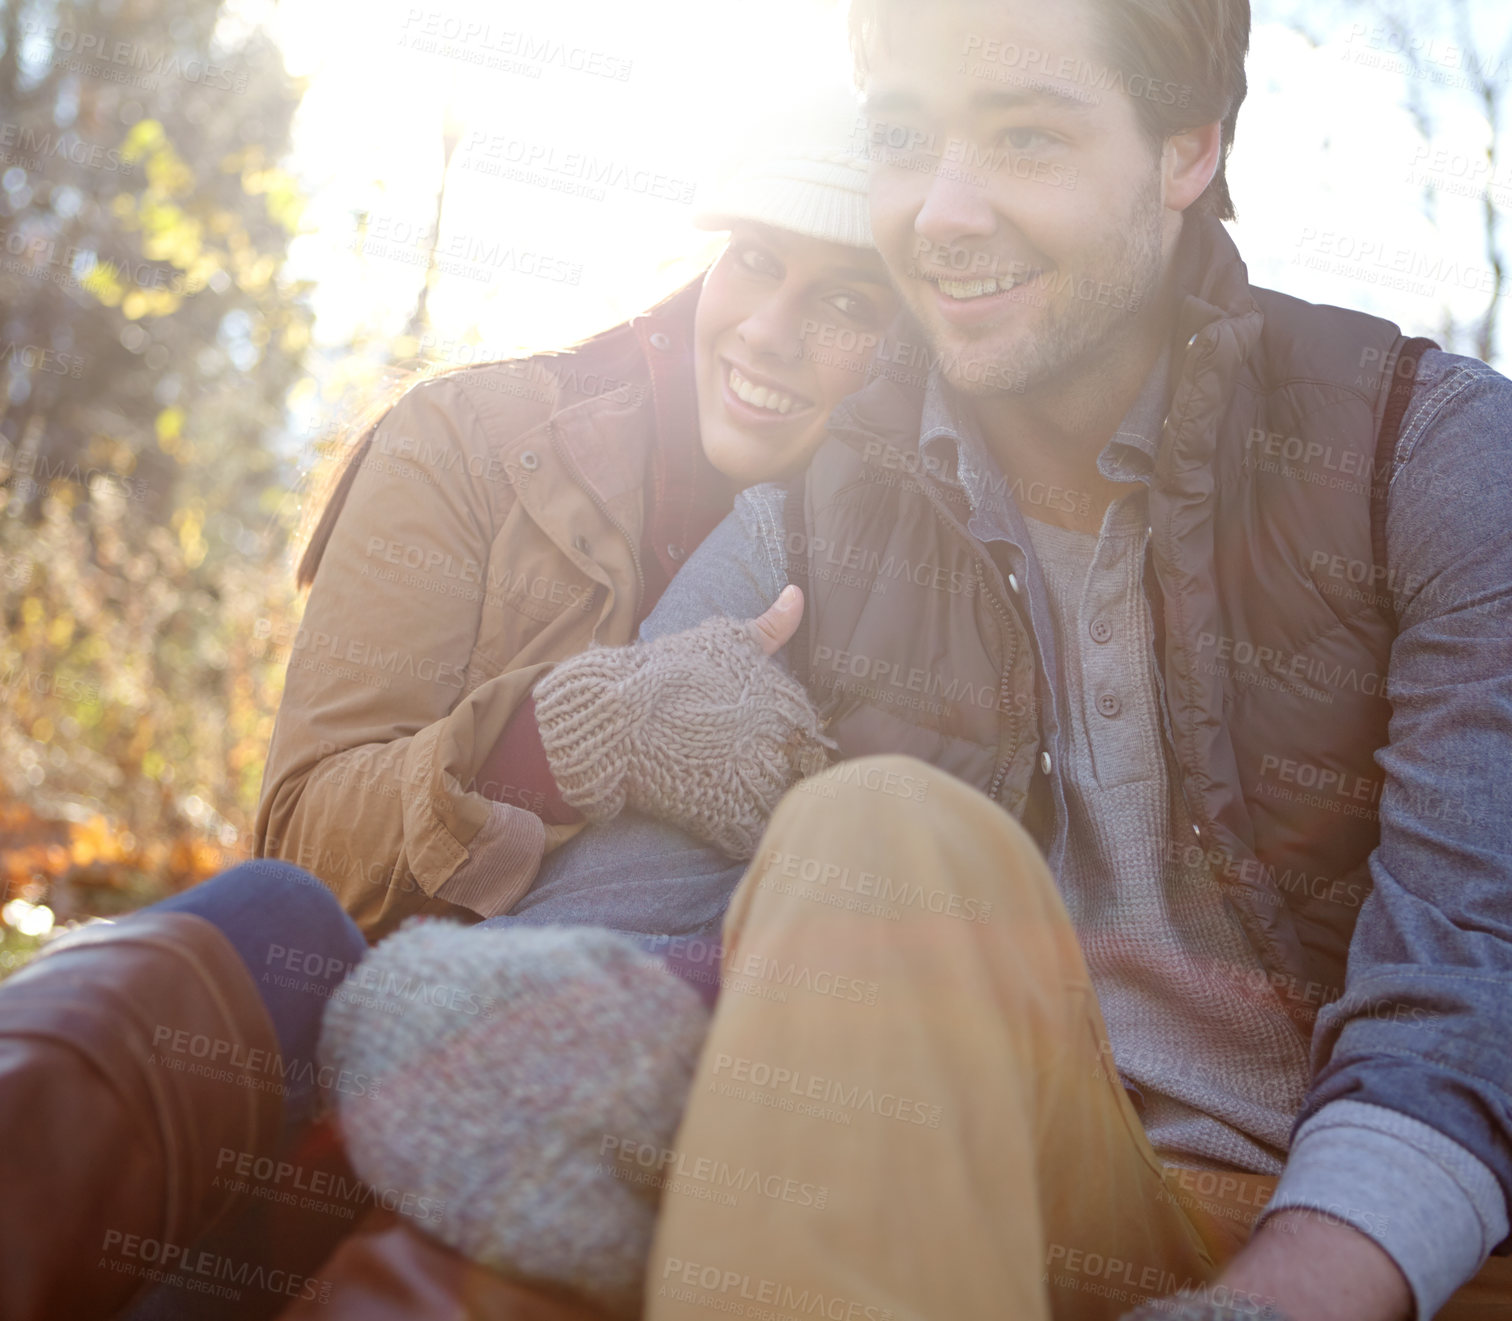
[644, 757, 1512, 1321]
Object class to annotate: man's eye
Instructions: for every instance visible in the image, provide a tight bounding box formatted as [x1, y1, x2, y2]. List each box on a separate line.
[1000, 127, 1056, 152]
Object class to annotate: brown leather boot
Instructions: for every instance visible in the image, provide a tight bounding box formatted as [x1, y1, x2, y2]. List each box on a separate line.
[0, 911, 282, 1319]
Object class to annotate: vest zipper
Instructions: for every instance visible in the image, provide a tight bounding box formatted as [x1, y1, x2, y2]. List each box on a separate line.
[974, 555, 1021, 802]
[836, 428, 1031, 807]
[549, 421, 645, 606]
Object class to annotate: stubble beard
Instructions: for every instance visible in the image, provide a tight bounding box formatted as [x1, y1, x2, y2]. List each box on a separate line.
[930, 174, 1168, 400]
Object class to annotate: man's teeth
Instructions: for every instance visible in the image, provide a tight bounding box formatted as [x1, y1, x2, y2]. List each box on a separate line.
[729, 367, 798, 415]
[936, 277, 1018, 300]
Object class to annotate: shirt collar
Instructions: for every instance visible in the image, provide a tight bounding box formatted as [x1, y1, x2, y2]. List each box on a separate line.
[916, 347, 1173, 517]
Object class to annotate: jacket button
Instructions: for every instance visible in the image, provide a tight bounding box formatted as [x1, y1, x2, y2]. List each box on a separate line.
[649, 332, 672, 352]
[1090, 619, 1112, 644]
[1039, 751, 1052, 775]
[1096, 693, 1122, 718]
[667, 543, 686, 562]
[573, 534, 590, 554]
[519, 450, 540, 471]
[1007, 572, 1021, 594]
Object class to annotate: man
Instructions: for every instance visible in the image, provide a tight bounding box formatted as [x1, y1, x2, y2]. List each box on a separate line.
[521, 1, 1510, 1318]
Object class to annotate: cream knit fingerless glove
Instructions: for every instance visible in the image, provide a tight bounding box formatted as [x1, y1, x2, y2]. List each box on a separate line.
[533, 617, 832, 858]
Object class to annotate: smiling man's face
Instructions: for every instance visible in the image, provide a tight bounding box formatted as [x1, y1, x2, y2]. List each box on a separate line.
[863, 0, 1178, 399]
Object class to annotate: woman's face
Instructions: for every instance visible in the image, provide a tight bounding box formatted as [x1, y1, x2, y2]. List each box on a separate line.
[694, 222, 900, 488]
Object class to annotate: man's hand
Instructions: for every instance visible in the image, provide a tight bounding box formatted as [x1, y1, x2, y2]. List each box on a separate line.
[1213, 1209, 1412, 1321]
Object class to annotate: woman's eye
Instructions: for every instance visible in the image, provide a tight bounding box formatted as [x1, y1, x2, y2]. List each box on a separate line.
[736, 244, 783, 278]
[825, 291, 876, 322]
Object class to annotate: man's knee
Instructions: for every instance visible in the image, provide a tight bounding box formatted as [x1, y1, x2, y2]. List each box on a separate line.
[752, 756, 1050, 915]
[777, 755, 961, 827]
[774, 756, 1034, 856]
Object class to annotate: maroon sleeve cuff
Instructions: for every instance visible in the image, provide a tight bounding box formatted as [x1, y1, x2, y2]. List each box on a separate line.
[471, 695, 583, 826]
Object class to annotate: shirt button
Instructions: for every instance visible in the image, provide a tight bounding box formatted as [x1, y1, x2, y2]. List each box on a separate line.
[518, 450, 540, 471]
[1192, 823, 1203, 839]
[1096, 693, 1122, 718]
[1039, 751, 1052, 775]
[1090, 619, 1112, 644]
[1007, 572, 1021, 594]
[649, 331, 672, 352]
[667, 543, 686, 562]
[573, 534, 590, 554]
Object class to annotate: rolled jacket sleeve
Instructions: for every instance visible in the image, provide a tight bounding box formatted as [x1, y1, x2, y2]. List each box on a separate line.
[1263, 1099, 1508, 1318]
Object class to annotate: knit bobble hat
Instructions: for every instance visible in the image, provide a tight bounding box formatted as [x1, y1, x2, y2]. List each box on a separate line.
[319, 922, 711, 1319]
[694, 86, 874, 249]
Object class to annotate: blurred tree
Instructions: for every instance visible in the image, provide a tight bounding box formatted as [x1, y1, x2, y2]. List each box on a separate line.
[1261, 0, 1510, 363]
[0, 0, 313, 936]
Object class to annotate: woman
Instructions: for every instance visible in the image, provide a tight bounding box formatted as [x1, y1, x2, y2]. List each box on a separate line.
[255, 92, 898, 938]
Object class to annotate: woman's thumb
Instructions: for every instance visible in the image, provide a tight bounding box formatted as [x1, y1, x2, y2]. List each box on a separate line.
[747, 585, 804, 656]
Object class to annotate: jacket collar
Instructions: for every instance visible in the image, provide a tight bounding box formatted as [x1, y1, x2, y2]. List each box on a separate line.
[547, 279, 705, 513]
[631, 279, 727, 579]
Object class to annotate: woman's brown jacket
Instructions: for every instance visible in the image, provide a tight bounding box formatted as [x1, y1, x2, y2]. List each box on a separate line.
[255, 283, 712, 938]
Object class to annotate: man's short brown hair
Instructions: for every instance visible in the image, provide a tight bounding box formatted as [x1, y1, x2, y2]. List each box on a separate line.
[848, 0, 1251, 220]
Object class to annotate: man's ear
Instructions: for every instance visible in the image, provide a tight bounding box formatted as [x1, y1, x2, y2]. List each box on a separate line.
[1162, 122, 1223, 214]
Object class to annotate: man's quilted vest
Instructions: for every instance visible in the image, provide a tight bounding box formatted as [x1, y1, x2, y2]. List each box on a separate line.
[785, 217, 1430, 1032]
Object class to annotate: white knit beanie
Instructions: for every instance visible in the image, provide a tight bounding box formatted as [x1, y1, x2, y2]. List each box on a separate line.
[694, 87, 874, 250]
